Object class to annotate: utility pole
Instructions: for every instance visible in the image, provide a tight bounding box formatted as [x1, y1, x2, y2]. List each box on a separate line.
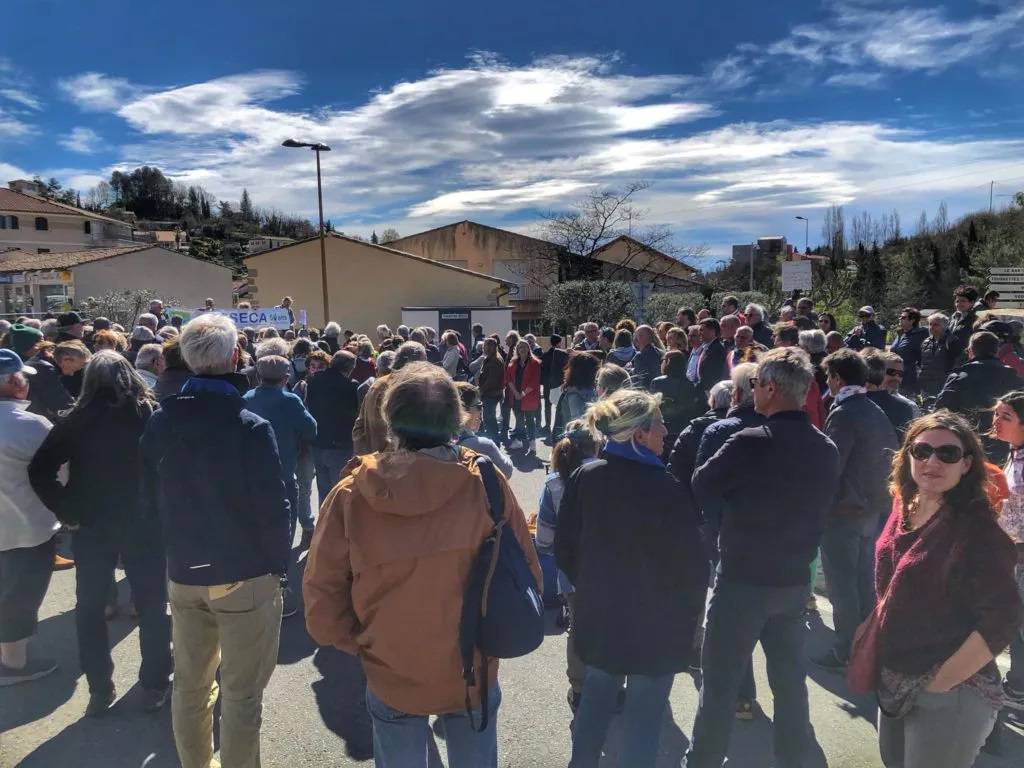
[990, 181, 994, 214]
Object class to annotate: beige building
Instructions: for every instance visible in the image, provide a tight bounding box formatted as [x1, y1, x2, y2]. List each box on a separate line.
[0, 245, 232, 316]
[389, 221, 701, 331]
[244, 233, 511, 330]
[0, 184, 136, 254]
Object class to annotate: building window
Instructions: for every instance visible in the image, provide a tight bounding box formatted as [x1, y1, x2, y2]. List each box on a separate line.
[35, 217, 48, 231]
[84, 220, 92, 234]
[9, 215, 17, 230]
[0, 216, 5, 229]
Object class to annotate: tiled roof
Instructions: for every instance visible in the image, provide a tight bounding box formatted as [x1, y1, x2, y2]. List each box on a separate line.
[0, 188, 132, 227]
[0, 245, 153, 272]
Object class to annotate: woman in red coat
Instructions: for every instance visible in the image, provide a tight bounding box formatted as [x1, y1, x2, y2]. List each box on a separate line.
[505, 339, 542, 454]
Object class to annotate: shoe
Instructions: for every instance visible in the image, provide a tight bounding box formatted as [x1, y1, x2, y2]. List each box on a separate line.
[810, 649, 848, 673]
[507, 439, 524, 451]
[567, 688, 581, 714]
[141, 685, 170, 712]
[86, 687, 116, 717]
[735, 699, 754, 720]
[1003, 681, 1024, 710]
[803, 596, 820, 617]
[0, 656, 58, 686]
[104, 602, 119, 621]
[299, 528, 314, 550]
[53, 553, 75, 570]
[282, 587, 299, 619]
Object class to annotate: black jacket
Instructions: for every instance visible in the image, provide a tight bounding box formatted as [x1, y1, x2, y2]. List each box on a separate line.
[935, 358, 1020, 463]
[918, 335, 954, 397]
[154, 367, 192, 401]
[305, 369, 359, 451]
[889, 326, 928, 394]
[824, 393, 899, 532]
[693, 411, 840, 586]
[844, 321, 886, 351]
[947, 309, 977, 364]
[667, 407, 729, 497]
[26, 355, 73, 421]
[750, 321, 774, 349]
[30, 397, 156, 529]
[628, 345, 663, 390]
[541, 347, 569, 390]
[866, 390, 916, 439]
[697, 338, 727, 392]
[139, 377, 290, 585]
[651, 372, 703, 453]
[555, 453, 708, 674]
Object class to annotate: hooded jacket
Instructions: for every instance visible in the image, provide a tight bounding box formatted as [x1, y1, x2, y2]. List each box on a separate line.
[935, 357, 1021, 463]
[918, 334, 954, 397]
[303, 447, 541, 715]
[889, 325, 928, 394]
[140, 377, 290, 585]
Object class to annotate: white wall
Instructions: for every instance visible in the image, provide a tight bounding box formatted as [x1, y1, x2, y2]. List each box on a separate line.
[471, 308, 513, 336]
[0, 215, 133, 253]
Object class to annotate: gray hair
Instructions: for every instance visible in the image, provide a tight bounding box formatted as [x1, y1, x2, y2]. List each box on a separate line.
[131, 325, 155, 342]
[23, 318, 42, 329]
[255, 338, 290, 359]
[927, 312, 949, 331]
[745, 303, 765, 320]
[134, 343, 164, 373]
[730, 362, 758, 405]
[180, 313, 238, 375]
[393, 341, 428, 370]
[40, 318, 58, 340]
[397, 325, 410, 339]
[708, 379, 735, 410]
[376, 324, 392, 340]
[70, 350, 154, 416]
[157, 325, 179, 340]
[323, 321, 341, 338]
[0, 319, 10, 335]
[138, 313, 159, 331]
[798, 329, 827, 355]
[376, 350, 397, 374]
[757, 347, 814, 404]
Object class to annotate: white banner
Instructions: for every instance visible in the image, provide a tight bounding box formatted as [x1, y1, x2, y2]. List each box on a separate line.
[189, 307, 292, 329]
[782, 260, 812, 291]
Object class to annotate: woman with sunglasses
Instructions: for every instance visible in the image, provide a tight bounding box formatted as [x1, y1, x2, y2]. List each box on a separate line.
[990, 392, 1024, 711]
[889, 307, 927, 396]
[873, 411, 1021, 768]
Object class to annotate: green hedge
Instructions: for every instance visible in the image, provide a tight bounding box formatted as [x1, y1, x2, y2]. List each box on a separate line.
[644, 290, 772, 324]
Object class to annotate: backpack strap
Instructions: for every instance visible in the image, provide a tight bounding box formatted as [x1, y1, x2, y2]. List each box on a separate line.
[475, 456, 504, 525]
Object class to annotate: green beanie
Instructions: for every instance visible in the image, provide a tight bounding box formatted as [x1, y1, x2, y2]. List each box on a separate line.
[7, 323, 44, 359]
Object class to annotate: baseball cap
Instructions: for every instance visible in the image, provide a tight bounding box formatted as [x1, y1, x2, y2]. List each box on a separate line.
[0, 348, 36, 376]
[58, 311, 84, 328]
[858, 306, 875, 316]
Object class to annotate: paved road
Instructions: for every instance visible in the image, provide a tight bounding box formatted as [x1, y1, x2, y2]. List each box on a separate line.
[2, 444, 1022, 767]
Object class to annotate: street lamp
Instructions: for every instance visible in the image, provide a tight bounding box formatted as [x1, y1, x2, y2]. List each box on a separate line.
[282, 138, 332, 325]
[795, 215, 809, 254]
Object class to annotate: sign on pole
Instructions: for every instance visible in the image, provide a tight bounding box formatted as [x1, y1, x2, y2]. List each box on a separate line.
[188, 307, 293, 329]
[782, 260, 812, 292]
[988, 267, 1024, 309]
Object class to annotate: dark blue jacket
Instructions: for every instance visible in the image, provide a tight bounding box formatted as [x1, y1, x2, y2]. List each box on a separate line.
[305, 369, 359, 452]
[628, 344, 663, 390]
[935, 357, 1021, 463]
[889, 326, 928, 394]
[844, 321, 886, 351]
[243, 385, 317, 479]
[692, 411, 840, 587]
[140, 376, 290, 586]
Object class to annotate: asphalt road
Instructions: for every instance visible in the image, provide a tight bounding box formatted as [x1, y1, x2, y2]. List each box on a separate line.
[2, 443, 1022, 768]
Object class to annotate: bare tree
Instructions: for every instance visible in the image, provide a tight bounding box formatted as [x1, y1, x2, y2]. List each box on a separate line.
[933, 201, 949, 233]
[509, 182, 705, 291]
[821, 204, 846, 256]
[380, 227, 400, 244]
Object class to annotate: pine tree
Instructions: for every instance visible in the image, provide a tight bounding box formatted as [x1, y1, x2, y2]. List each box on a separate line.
[239, 189, 254, 222]
[187, 187, 201, 217]
[370, 230, 379, 244]
[76, 192, 82, 208]
[200, 196, 211, 219]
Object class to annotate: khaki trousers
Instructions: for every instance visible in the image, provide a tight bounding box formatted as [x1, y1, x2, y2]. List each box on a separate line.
[169, 574, 282, 768]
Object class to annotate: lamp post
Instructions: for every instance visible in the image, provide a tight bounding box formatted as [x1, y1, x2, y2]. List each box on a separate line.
[282, 139, 332, 325]
[795, 215, 809, 254]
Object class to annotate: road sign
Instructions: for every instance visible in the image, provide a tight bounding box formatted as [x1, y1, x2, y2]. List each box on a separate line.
[782, 260, 812, 291]
[989, 267, 1024, 276]
[988, 267, 1024, 308]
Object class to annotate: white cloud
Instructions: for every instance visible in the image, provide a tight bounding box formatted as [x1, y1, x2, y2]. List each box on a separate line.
[0, 88, 41, 110]
[0, 107, 31, 138]
[408, 180, 594, 217]
[59, 127, 102, 153]
[825, 71, 884, 88]
[57, 72, 139, 111]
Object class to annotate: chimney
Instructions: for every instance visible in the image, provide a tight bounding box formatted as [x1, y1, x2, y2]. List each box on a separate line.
[8, 179, 45, 196]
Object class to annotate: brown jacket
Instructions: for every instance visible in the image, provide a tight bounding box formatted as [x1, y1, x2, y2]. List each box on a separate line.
[351, 373, 390, 455]
[303, 446, 542, 715]
[477, 354, 506, 400]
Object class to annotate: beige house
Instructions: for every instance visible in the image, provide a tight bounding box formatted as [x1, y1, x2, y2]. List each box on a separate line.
[389, 221, 702, 330]
[0, 245, 232, 316]
[244, 233, 511, 330]
[0, 184, 136, 254]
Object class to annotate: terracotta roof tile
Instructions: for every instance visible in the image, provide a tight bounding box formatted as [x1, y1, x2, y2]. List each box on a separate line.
[0, 188, 133, 227]
[0, 245, 153, 272]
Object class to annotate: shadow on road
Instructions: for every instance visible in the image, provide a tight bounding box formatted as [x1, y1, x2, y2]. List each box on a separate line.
[310, 646, 374, 761]
[804, 616, 878, 725]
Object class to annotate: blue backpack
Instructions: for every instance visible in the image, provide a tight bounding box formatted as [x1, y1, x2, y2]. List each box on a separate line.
[459, 457, 544, 731]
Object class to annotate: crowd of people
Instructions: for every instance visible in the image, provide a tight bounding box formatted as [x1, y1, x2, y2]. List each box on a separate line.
[1, 284, 1023, 768]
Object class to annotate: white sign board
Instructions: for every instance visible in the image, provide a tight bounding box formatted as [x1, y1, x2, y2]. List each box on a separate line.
[988, 268, 1024, 308]
[190, 308, 292, 329]
[782, 260, 812, 292]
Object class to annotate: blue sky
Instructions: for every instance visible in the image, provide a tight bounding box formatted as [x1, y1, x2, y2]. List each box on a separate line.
[2, 0, 1024, 265]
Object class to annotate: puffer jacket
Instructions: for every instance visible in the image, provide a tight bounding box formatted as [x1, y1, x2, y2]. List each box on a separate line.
[889, 325, 928, 395]
[917, 334, 953, 397]
[303, 447, 541, 715]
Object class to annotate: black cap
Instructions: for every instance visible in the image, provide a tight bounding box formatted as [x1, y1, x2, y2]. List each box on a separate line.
[980, 320, 1012, 340]
[57, 311, 84, 327]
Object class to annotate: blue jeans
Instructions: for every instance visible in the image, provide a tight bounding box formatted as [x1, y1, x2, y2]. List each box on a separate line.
[312, 447, 351, 507]
[820, 519, 876, 658]
[481, 397, 501, 440]
[366, 684, 500, 768]
[295, 450, 317, 532]
[687, 580, 809, 768]
[570, 666, 674, 768]
[511, 407, 538, 442]
[71, 523, 172, 694]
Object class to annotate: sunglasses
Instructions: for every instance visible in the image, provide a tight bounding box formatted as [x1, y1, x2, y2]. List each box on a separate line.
[909, 442, 964, 464]
[885, 368, 904, 378]
[858, 314, 871, 319]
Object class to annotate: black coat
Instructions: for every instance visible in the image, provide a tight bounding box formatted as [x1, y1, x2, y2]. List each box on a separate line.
[628, 345, 663, 390]
[866, 390, 916, 439]
[667, 408, 729, 497]
[541, 347, 569, 389]
[554, 454, 708, 675]
[917, 335, 954, 397]
[30, 397, 156, 529]
[844, 321, 886, 351]
[947, 309, 977, 364]
[305, 369, 359, 451]
[651, 372, 703, 455]
[26, 355, 73, 421]
[750, 321, 774, 349]
[697, 338, 727, 392]
[935, 358, 1020, 463]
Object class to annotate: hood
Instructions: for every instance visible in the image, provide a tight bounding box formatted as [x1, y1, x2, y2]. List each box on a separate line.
[347, 448, 483, 517]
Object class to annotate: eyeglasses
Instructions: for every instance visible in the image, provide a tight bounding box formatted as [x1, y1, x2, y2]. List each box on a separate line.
[748, 377, 759, 388]
[909, 442, 964, 464]
[885, 368, 904, 378]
